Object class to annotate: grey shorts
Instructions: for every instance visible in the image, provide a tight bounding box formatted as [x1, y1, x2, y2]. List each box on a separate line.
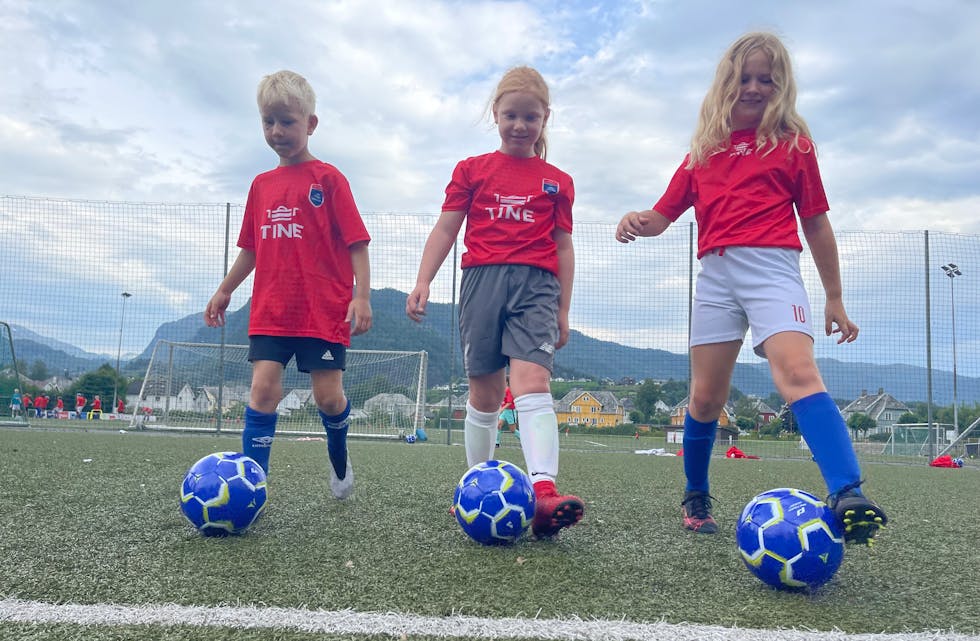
[248, 335, 347, 372]
[691, 247, 814, 358]
[458, 264, 559, 377]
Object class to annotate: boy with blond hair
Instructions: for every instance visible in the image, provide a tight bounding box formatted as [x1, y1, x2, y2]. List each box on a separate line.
[205, 70, 372, 500]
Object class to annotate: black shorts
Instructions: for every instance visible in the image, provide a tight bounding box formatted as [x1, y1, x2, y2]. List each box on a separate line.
[248, 335, 347, 372]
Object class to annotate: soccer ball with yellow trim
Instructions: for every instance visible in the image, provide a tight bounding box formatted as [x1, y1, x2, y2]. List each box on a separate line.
[180, 452, 267, 536]
[736, 487, 844, 590]
[453, 460, 535, 545]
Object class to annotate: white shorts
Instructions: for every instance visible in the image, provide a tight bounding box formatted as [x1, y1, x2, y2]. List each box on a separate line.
[690, 247, 813, 358]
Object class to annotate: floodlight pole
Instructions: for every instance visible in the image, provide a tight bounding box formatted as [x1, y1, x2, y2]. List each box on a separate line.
[940, 264, 962, 433]
[113, 292, 133, 414]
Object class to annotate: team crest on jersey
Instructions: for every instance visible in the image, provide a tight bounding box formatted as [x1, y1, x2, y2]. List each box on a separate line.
[542, 178, 559, 195]
[730, 142, 753, 157]
[309, 183, 324, 207]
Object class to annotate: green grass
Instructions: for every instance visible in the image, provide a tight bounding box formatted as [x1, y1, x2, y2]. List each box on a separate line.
[0, 427, 977, 640]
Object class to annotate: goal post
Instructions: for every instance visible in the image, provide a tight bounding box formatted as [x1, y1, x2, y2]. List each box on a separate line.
[130, 340, 427, 440]
[0, 321, 29, 427]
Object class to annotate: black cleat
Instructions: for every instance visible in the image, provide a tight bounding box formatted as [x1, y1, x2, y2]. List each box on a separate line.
[828, 483, 887, 545]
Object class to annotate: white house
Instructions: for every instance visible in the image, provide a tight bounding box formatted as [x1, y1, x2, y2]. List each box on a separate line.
[364, 392, 416, 417]
[278, 388, 314, 415]
[841, 388, 911, 435]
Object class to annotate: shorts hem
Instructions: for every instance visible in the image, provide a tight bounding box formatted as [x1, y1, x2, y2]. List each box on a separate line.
[752, 327, 814, 357]
[690, 335, 744, 348]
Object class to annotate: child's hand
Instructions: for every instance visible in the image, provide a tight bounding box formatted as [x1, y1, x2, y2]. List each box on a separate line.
[556, 312, 570, 350]
[204, 292, 230, 327]
[405, 285, 429, 322]
[347, 298, 373, 336]
[616, 211, 650, 243]
[825, 299, 858, 344]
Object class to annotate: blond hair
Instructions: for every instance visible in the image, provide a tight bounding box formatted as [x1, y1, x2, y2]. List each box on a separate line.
[688, 32, 813, 167]
[489, 66, 551, 160]
[256, 70, 316, 116]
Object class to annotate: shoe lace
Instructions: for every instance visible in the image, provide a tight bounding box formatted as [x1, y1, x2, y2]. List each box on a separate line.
[827, 479, 865, 508]
[683, 492, 715, 519]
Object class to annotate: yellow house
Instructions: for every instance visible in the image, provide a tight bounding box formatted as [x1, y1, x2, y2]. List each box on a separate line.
[555, 389, 625, 428]
[669, 396, 735, 427]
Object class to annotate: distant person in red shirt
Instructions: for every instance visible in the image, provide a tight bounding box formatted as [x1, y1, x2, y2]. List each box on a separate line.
[407, 66, 582, 540]
[204, 70, 371, 502]
[35, 394, 49, 418]
[117, 398, 125, 414]
[55, 396, 65, 416]
[91, 395, 103, 417]
[75, 393, 86, 420]
[22, 393, 33, 418]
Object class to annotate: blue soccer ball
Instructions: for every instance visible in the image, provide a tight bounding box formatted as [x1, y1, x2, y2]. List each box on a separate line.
[405, 433, 417, 444]
[453, 460, 535, 546]
[736, 487, 845, 591]
[180, 452, 267, 536]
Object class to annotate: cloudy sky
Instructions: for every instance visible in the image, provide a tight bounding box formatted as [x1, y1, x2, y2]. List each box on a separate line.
[3, 0, 978, 229]
[1, 0, 978, 378]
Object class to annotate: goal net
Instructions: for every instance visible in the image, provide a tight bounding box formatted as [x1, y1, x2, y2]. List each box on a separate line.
[880, 424, 933, 457]
[0, 321, 29, 427]
[130, 340, 427, 440]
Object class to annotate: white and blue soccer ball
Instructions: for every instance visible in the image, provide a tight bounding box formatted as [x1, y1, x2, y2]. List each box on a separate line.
[453, 460, 535, 546]
[404, 433, 417, 444]
[180, 452, 267, 536]
[736, 487, 845, 591]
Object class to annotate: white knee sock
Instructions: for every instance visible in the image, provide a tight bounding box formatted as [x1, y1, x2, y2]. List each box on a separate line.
[515, 392, 559, 484]
[464, 402, 498, 468]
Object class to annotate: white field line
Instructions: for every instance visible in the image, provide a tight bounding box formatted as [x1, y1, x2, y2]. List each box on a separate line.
[1, 598, 977, 641]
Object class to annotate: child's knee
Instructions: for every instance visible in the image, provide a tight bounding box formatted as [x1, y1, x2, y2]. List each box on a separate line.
[774, 359, 822, 393]
[316, 394, 348, 417]
[688, 393, 725, 421]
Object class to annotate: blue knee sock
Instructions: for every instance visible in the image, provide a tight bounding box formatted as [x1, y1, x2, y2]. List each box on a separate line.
[683, 412, 717, 493]
[792, 391, 862, 496]
[320, 400, 351, 480]
[243, 406, 277, 474]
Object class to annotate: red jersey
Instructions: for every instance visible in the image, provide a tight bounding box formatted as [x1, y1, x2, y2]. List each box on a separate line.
[92, 398, 102, 411]
[501, 387, 515, 410]
[238, 160, 371, 345]
[56, 399, 64, 411]
[442, 151, 573, 276]
[75, 395, 85, 407]
[653, 130, 828, 259]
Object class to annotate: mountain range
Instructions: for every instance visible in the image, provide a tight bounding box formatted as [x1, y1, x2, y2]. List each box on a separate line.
[8, 288, 979, 405]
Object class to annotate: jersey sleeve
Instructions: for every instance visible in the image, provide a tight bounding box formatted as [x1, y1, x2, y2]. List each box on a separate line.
[792, 146, 830, 218]
[555, 173, 574, 234]
[652, 157, 695, 221]
[326, 171, 371, 246]
[237, 180, 259, 250]
[442, 160, 472, 213]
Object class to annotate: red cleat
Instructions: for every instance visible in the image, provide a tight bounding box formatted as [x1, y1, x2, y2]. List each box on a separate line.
[531, 486, 584, 539]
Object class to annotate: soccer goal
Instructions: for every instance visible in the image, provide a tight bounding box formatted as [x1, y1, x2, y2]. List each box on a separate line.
[881, 424, 934, 457]
[0, 321, 28, 427]
[130, 340, 427, 440]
